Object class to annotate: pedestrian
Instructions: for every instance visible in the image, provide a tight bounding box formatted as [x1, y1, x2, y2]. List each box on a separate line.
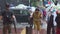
[26, 9, 33, 34]
[32, 8, 42, 34]
[47, 11, 55, 34]
[0, 3, 16, 34]
[55, 11, 60, 34]
[43, 10, 46, 20]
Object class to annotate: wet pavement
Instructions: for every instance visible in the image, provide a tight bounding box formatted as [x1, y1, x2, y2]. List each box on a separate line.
[0, 20, 47, 34]
[0, 28, 47, 34]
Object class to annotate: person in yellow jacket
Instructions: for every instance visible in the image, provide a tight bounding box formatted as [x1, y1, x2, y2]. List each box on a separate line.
[32, 8, 42, 34]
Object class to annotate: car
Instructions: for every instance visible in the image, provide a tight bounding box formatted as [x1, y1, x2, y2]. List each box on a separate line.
[12, 9, 30, 23]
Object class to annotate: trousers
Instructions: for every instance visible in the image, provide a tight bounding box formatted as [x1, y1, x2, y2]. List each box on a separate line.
[3, 24, 11, 34]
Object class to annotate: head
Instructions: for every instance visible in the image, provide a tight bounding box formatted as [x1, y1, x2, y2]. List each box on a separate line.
[5, 3, 10, 10]
[35, 8, 40, 12]
[56, 10, 60, 16]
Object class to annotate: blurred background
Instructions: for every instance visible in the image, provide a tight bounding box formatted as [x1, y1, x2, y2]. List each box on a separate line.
[0, 0, 60, 34]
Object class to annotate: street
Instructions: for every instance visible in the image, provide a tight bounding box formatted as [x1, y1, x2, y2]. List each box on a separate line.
[0, 20, 47, 34]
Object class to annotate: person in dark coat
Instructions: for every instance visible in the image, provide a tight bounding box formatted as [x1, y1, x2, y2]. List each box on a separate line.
[47, 12, 55, 34]
[55, 11, 60, 34]
[0, 4, 16, 34]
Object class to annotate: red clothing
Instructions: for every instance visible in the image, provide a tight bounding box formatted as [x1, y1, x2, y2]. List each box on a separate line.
[56, 28, 60, 34]
[48, 1, 51, 4]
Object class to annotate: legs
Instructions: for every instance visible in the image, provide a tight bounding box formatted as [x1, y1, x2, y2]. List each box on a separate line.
[34, 21, 41, 34]
[47, 24, 55, 34]
[47, 24, 51, 34]
[3, 24, 11, 34]
[37, 22, 41, 34]
[34, 21, 38, 34]
[52, 27, 55, 34]
[3, 25, 8, 34]
[8, 24, 11, 34]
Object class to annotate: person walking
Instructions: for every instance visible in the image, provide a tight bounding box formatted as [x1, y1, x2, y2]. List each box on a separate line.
[0, 4, 16, 34]
[55, 11, 60, 34]
[47, 11, 55, 34]
[32, 8, 42, 34]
